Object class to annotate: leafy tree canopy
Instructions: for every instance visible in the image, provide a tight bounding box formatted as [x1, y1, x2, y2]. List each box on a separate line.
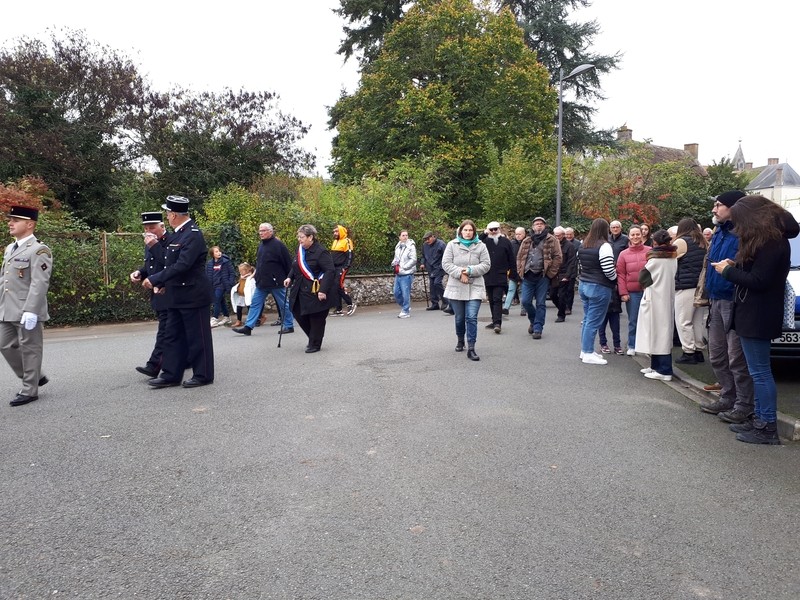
[330, 0, 556, 218]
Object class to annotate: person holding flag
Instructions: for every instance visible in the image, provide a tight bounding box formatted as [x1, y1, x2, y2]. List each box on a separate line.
[284, 225, 336, 353]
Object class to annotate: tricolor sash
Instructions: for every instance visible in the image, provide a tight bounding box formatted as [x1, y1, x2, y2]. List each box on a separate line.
[297, 246, 324, 293]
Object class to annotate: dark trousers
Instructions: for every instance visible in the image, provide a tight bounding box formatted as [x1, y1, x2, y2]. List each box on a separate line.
[551, 281, 571, 318]
[564, 278, 576, 311]
[650, 353, 673, 376]
[429, 273, 446, 308]
[485, 284, 507, 325]
[335, 269, 353, 310]
[598, 311, 621, 348]
[145, 309, 169, 372]
[160, 306, 215, 383]
[294, 310, 329, 350]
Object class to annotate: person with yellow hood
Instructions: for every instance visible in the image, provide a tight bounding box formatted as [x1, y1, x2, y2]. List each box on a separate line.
[330, 225, 356, 316]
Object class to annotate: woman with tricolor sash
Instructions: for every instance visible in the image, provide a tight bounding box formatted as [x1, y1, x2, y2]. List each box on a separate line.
[284, 224, 336, 353]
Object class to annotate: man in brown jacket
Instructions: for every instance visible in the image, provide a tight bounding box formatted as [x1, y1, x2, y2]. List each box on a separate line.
[516, 217, 562, 339]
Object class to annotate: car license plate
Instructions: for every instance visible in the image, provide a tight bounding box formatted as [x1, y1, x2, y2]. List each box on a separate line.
[773, 331, 800, 344]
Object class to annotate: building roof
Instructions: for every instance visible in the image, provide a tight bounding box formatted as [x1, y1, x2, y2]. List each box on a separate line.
[746, 162, 800, 190]
[646, 144, 708, 177]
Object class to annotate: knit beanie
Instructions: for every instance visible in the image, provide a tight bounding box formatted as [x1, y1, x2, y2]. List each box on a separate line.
[716, 190, 746, 208]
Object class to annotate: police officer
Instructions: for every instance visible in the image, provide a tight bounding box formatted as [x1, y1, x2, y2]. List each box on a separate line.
[0, 205, 52, 406]
[143, 196, 215, 388]
[130, 211, 170, 377]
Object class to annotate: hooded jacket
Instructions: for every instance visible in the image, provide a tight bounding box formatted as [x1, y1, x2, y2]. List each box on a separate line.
[330, 225, 353, 269]
[392, 239, 417, 275]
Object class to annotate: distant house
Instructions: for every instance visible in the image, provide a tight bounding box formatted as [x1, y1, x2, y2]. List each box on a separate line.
[616, 126, 708, 177]
[745, 159, 800, 209]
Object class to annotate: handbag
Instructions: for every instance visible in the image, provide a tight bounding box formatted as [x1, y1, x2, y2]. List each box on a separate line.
[783, 280, 796, 330]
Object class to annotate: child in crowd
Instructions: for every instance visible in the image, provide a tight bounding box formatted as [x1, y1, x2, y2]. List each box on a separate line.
[230, 262, 256, 328]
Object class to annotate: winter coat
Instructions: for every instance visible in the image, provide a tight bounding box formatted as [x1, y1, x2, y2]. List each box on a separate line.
[635, 246, 678, 356]
[255, 237, 293, 290]
[674, 236, 706, 290]
[391, 239, 417, 275]
[479, 233, 517, 286]
[608, 233, 629, 260]
[442, 239, 491, 301]
[287, 241, 336, 316]
[516, 231, 563, 281]
[330, 225, 354, 269]
[616, 244, 651, 296]
[421, 237, 447, 278]
[705, 221, 739, 301]
[230, 274, 256, 308]
[206, 254, 236, 291]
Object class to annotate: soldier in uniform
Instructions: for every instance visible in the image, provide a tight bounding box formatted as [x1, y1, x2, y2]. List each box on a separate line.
[129, 211, 170, 378]
[143, 196, 214, 388]
[0, 205, 52, 406]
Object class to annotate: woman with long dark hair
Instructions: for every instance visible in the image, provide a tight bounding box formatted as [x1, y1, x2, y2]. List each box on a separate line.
[442, 220, 491, 361]
[577, 219, 617, 365]
[712, 195, 799, 444]
[673, 217, 708, 364]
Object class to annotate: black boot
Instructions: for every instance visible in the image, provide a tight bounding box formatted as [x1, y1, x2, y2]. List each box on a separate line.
[675, 352, 697, 364]
[455, 336, 465, 352]
[467, 343, 480, 361]
[736, 419, 781, 445]
[694, 350, 705, 363]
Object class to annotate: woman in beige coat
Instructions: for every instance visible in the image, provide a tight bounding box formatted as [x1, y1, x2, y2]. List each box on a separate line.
[442, 220, 491, 361]
[635, 229, 678, 381]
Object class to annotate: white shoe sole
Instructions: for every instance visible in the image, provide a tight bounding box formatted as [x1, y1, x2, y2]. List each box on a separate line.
[644, 372, 672, 381]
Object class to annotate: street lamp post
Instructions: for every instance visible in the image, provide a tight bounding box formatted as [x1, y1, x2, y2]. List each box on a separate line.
[556, 63, 595, 227]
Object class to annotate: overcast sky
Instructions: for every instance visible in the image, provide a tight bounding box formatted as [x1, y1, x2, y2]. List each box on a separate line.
[2, 1, 798, 177]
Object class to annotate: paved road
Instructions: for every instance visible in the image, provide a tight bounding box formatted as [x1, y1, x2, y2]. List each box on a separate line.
[1, 303, 799, 599]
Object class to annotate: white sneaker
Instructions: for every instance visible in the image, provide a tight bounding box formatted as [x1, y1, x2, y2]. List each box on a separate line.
[644, 371, 672, 381]
[626, 348, 636, 356]
[398, 312, 410, 319]
[218, 316, 230, 325]
[579, 351, 585, 359]
[210, 317, 220, 328]
[347, 304, 357, 316]
[582, 353, 607, 365]
[640, 367, 654, 374]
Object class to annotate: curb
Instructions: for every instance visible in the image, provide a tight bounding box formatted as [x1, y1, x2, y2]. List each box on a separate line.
[641, 357, 800, 442]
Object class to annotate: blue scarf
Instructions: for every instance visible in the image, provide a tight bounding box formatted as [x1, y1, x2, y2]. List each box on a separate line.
[458, 235, 480, 246]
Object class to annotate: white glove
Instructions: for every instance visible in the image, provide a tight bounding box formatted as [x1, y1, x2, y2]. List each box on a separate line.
[20, 312, 38, 330]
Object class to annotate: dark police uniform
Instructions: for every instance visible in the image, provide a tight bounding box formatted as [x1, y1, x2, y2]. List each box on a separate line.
[135, 212, 170, 376]
[146, 197, 214, 387]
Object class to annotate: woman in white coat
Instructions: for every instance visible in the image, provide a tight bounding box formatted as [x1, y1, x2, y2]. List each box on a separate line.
[635, 229, 678, 381]
[442, 220, 491, 361]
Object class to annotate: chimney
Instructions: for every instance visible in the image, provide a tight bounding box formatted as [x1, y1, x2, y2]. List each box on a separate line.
[617, 125, 632, 142]
[768, 158, 779, 165]
[776, 167, 784, 187]
[745, 162, 753, 170]
[684, 143, 699, 159]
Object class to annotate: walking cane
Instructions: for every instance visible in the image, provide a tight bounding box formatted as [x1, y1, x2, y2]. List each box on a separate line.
[421, 267, 429, 308]
[278, 282, 291, 348]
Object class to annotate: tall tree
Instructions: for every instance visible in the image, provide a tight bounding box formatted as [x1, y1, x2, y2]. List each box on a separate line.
[335, 0, 408, 65]
[498, 0, 620, 149]
[330, 0, 556, 217]
[705, 157, 752, 197]
[0, 30, 146, 228]
[139, 88, 315, 204]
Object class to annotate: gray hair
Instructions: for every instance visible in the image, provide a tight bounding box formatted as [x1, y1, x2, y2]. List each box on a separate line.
[553, 226, 565, 235]
[610, 220, 622, 228]
[297, 224, 317, 238]
[259, 222, 274, 232]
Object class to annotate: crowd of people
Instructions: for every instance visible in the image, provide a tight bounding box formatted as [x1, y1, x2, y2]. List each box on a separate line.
[2, 190, 796, 446]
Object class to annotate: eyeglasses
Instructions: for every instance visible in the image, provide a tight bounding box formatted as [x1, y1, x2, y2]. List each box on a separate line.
[489, 228, 499, 231]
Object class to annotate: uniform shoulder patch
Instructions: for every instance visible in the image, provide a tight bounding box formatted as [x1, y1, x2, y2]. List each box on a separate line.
[36, 247, 52, 258]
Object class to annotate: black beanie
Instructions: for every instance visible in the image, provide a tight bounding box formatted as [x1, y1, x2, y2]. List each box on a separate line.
[717, 190, 746, 208]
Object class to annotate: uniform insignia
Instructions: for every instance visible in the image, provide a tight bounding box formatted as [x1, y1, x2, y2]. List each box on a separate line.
[18, 269, 24, 278]
[41, 264, 48, 271]
[36, 247, 52, 257]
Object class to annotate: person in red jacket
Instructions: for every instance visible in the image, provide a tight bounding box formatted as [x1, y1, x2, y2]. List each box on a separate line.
[616, 226, 651, 356]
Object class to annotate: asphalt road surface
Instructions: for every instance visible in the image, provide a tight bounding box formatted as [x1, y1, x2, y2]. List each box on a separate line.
[1, 303, 798, 599]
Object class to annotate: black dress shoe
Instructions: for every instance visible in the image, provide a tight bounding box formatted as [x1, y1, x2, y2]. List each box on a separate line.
[136, 366, 159, 377]
[305, 346, 320, 353]
[232, 326, 252, 335]
[442, 307, 454, 315]
[38, 375, 49, 387]
[426, 305, 440, 311]
[10, 393, 38, 406]
[676, 352, 697, 364]
[148, 377, 180, 388]
[279, 327, 294, 334]
[182, 378, 212, 388]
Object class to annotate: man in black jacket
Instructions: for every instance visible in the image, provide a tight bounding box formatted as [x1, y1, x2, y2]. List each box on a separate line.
[552, 226, 577, 323]
[143, 196, 214, 388]
[233, 223, 295, 336]
[480, 221, 517, 333]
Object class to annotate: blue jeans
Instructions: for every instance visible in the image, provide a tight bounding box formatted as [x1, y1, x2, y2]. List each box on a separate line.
[625, 291, 643, 349]
[394, 274, 412, 313]
[579, 282, 612, 354]
[212, 288, 229, 318]
[521, 275, 549, 333]
[503, 279, 518, 310]
[739, 336, 777, 422]
[245, 285, 294, 330]
[650, 354, 673, 376]
[450, 299, 481, 344]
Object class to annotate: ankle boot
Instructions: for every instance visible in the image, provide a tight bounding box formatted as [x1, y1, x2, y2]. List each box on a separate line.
[455, 336, 465, 352]
[467, 343, 480, 361]
[736, 419, 781, 445]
